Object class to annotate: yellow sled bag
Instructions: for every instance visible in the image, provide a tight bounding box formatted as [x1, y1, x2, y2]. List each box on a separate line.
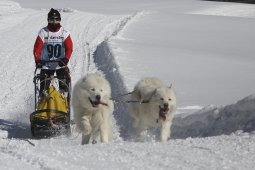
[32, 85, 69, 120]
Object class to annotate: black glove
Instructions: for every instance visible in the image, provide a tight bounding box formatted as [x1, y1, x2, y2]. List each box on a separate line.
[36, 61, 42, 68]
[35, 60, 46, 68]
[59, 58, 69, 67]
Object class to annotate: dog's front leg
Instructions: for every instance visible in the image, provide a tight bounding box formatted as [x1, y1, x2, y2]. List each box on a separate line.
[82, 134, 91, 145]
[135, 123, 147, 142]
[160, 120, 171, 142]
[81, 115, 92, 135]
[100, 122, 110, 143]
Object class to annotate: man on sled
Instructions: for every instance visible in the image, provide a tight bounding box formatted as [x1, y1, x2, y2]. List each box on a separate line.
[33, 8, 73, 97]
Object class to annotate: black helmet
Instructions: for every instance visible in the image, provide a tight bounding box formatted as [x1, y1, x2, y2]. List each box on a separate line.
[48, 8, 61, 21]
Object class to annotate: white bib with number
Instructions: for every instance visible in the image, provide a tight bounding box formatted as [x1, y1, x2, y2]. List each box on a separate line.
[38, 27, 70, 69]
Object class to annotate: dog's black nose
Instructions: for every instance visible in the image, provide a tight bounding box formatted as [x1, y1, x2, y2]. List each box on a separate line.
[164, 103, 169, 108]
[96, 95, 101, 100]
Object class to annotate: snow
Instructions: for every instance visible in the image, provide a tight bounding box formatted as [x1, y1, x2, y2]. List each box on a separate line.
[0, 0, 255, 169]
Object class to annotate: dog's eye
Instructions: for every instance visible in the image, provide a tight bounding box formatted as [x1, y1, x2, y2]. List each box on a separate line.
[100, 89, 103, 92]
[160, 98, 164, 100]
[90, 88, 95, 91]
[168, 98, 172, 101]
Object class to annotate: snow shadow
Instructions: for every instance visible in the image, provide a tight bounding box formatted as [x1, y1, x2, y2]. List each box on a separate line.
[0, 119, 32, 139]
[93, 41, 135, 141]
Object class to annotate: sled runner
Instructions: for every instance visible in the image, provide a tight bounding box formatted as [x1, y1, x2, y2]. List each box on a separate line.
[30, 67, 71, 138]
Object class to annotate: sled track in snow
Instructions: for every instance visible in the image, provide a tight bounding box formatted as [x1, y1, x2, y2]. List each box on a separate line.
[93, 41, 134, 140]
[87, 13, 142, 140]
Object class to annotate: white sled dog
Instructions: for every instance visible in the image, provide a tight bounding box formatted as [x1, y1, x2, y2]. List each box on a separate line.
[130, 77, 177, 142]
[72, 73, 114, 144]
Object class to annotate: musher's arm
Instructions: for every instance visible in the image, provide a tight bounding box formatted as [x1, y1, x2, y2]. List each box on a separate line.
[33, 36, 44, 63]
[64, 35, 73, 62]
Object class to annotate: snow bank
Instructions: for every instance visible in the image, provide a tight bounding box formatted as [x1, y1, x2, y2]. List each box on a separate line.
[172, 95, 255, 139]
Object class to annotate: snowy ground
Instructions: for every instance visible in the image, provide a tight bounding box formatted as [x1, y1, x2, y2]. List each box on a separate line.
[0, 0, 255, 169]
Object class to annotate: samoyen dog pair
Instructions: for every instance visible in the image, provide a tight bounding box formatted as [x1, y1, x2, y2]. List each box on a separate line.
[72, 73, 177, 144]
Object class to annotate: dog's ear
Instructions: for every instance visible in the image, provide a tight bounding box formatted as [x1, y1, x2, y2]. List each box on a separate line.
[152, 88, 157, 96]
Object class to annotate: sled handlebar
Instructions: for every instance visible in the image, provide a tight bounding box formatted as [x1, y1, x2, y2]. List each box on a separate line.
[35, 61, 68, 69]
[34, 61, 70, 76]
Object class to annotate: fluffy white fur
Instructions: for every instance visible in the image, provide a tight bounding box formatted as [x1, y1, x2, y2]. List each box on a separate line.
[72, 73, 114, 144]
[130, 77, 177, 142]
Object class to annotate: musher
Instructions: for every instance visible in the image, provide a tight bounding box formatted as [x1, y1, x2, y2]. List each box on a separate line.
[33, 8, 73, 97]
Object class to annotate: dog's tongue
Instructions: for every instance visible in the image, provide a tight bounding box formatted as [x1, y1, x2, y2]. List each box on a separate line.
[159, 107, 169, 121]
[93, 100, 100, 105]
[89, 98, 108, 107]
[89, 98, 100, 107]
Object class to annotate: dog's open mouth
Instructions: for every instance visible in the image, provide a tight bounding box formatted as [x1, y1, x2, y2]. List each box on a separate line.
[159, 106, 169, 121]
[89, 98, 108, 107]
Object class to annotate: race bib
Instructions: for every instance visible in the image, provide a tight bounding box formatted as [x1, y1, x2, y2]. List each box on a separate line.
[46, 42, 64, 61]
[40, 27, 68, 62]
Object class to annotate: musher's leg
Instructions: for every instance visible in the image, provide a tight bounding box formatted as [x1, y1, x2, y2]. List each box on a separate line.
[56, 67, 70, 93]
[39, 69, 55, 96]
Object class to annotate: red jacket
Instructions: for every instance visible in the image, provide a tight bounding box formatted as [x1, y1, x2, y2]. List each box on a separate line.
[33, 26, 73, 63]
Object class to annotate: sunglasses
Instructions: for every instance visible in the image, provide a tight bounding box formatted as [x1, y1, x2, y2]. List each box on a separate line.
[48, 18, 61, 23]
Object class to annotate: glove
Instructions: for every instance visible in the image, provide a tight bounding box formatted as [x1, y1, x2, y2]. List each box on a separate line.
[36, 61, 42, 68]
[59, 58, 69, 67]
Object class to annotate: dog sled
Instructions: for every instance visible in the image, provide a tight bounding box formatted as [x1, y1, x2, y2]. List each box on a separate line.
[30, 66, 71, 138]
